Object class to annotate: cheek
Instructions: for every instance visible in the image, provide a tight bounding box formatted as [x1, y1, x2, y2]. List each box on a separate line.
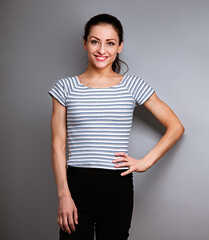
[86, 44, 96, 52]
[108, 47, 119, 55]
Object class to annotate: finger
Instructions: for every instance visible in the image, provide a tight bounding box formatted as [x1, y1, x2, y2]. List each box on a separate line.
[113, 157, 125, 163]
[58, 215, 65, 232]
[114, 162, 129, 168]
[121, 168, 132, 176]
[115, 152, 127, 157]
[68, 214, 76, 232]
[74, 207, 78, 225]
[63, 215, 72, 234]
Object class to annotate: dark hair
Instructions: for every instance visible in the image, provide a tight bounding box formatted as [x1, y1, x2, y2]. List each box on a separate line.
[83, 13, 129, 75]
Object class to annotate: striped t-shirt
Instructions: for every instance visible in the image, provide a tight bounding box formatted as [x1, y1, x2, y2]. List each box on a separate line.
[48, 74, 155, 170]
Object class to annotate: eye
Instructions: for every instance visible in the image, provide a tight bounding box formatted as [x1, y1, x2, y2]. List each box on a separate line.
[108, 42, 115, 46]
[91, 40, 98, 44]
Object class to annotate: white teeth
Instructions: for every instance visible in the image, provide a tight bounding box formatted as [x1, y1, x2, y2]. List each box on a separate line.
[96, 56, 106, 60]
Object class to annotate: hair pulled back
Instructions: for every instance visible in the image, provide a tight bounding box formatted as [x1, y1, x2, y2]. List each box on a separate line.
[83, 13, 129, 74]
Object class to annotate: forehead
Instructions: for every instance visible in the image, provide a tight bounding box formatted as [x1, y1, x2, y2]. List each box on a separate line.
[89, 24, 119, 40]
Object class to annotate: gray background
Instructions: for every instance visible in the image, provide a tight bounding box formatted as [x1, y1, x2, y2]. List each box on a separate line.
[1, 0, 208, 239]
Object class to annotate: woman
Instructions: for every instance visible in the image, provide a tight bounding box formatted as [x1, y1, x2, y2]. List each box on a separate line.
[48, 13, 185, 240]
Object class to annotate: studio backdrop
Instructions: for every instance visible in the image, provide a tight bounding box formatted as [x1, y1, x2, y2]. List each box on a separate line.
[1, 0, 209, 239]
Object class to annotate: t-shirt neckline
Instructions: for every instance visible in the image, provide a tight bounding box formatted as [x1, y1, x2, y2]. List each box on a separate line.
[75, 75, 127, 89]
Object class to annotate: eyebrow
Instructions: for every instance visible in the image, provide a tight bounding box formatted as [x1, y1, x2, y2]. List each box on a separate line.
[90, 36, 116, 41]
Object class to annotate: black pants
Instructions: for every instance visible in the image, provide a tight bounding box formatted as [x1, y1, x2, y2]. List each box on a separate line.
[59, 166, 134, 240]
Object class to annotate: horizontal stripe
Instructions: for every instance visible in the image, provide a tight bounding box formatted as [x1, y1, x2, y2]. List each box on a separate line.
[48, 74, 155, 170]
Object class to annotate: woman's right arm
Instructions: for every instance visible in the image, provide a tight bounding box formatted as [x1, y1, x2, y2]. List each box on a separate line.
[50, 97, 78, 234]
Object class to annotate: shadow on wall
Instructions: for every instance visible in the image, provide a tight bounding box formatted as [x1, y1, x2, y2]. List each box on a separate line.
[132, 104, 185, 203]
[135, 105, 166, 135]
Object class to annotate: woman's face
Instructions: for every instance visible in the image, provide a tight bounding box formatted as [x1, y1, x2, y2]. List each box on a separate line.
[83, 24, 123, 70]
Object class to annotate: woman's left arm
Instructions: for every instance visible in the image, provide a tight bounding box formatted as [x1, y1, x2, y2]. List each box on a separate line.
[138, 92, 185, 170]
[113, 92, 185, 175]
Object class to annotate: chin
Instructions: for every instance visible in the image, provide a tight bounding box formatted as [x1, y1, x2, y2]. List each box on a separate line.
[93, 60, 113, 68]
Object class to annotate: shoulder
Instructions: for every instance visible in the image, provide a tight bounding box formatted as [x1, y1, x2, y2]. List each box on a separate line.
[124, 74, 149, 89]
[124, 74, 143, 84]
[59, 76, 74, 84]
[60, 75, 77, 88]
[50, 75, 77, 96]
[124, 74, 155, 105]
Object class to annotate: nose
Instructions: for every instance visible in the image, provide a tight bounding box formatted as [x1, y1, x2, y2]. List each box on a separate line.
[97, 42, 106, 55]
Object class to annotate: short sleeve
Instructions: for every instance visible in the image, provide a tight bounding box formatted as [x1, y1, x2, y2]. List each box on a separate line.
[133, 76, 155, 105]
[48, 79, 67, 107]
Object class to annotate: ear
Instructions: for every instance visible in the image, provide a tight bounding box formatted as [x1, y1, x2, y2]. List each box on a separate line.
[83, 38, 87, 50]
[117, 41, 123, 54]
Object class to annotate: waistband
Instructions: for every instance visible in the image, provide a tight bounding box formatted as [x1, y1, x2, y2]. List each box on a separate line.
[67, 165, 130, 176]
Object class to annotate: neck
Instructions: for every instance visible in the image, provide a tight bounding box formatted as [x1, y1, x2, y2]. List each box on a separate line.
[84, 64, 116, 78]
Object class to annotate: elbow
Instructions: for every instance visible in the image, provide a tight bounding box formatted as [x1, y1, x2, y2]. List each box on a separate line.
[178, 122, 185, 135]
[51, 141, 66, 153]
[174, 122, 185, 139]
[166, 121, 185, 140]
[181, 124, 185, 135]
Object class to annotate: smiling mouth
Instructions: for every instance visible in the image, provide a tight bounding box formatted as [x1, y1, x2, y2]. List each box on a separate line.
[94, 55, 108, 61]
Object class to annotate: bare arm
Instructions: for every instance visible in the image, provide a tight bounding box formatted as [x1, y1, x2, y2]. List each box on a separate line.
[141, 92, 185, 168]
[113, 92, 185, 175]
[50, 97, 78, 234]
[50, 97, 69, 198]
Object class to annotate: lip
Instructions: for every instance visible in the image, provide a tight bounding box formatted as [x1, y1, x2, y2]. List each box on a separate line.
[94, 55, 108, 61]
